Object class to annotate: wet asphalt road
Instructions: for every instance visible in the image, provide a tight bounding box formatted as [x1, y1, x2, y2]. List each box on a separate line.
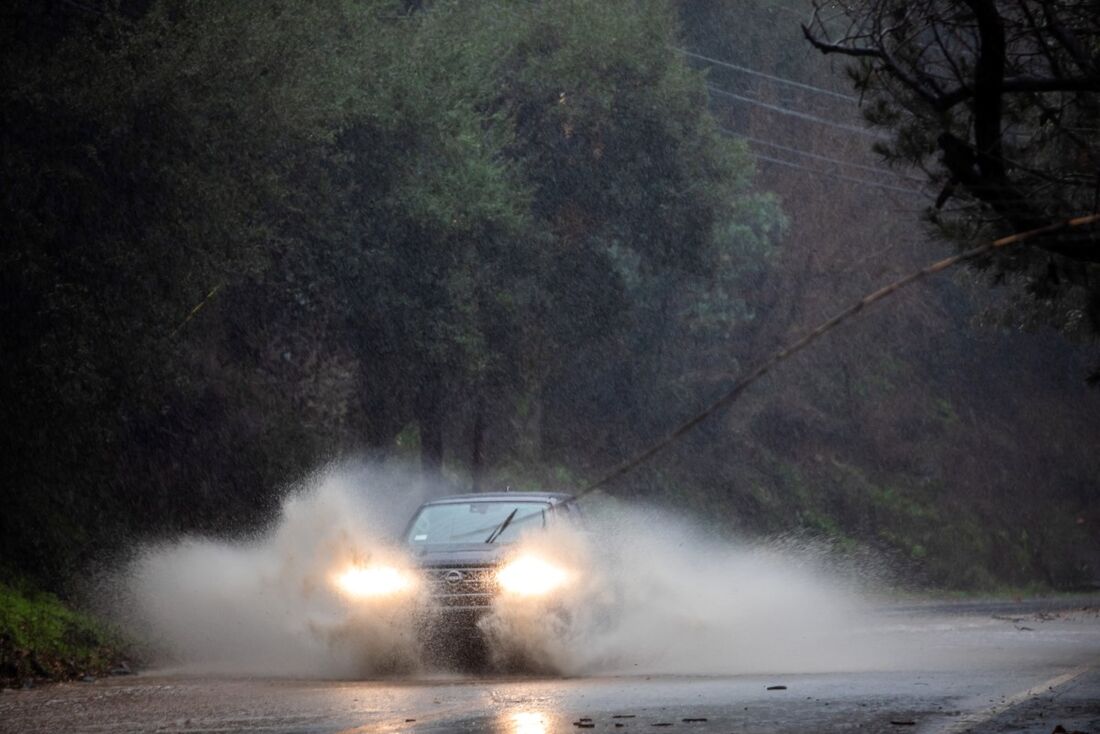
[2, 600, 1098, 734]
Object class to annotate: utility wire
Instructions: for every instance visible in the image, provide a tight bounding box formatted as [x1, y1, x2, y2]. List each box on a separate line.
[744, 149, 925, 196]
[707, 84, 890, 140]
[673, 46, 859, 102]
[722, 128, 926, 183]
[572, 213, 1100, 500]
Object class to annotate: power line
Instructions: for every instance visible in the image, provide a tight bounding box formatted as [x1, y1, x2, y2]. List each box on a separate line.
[741, 149, 925, 196]
[673, 46, 859, 102]
[721, 128, 926, 183]
[707, 84, 890, 140]
[749, 152, 923, 195]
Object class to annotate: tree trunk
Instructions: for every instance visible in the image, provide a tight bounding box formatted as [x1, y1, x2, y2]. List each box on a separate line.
[415, 373, 445, 478]
[471, 394, 485, 491]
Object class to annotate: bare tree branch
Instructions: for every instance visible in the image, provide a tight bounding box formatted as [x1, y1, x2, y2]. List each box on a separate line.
[802, 0, 1100, 312]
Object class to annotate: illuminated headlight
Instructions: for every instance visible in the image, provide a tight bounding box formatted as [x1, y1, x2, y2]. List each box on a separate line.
[496, 555, 570, 597]
[335, 565, 412, 599]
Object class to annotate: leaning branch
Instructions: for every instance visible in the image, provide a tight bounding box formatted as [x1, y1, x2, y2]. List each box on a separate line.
[802, 20, 1100, 112]
[577, 213, 1100, 498]
[937, 75, 1100, 109]
[802, 23, 944, 107]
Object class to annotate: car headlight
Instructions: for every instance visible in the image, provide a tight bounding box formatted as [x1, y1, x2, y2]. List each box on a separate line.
[335, 565, 412, 599]
[496, 555, 570, 597]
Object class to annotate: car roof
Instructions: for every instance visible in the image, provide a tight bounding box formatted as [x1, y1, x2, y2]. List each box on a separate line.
[418, 491, 575, 506]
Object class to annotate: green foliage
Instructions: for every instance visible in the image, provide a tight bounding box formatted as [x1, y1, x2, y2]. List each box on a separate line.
[2, 0, 781, 588]
[0, 582, 125, 685]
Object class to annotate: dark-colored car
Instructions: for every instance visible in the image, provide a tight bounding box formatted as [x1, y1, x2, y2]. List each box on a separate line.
[401, 491, 584, 667]
[404, 491, 582, 613]
[330, 490, 584, 667]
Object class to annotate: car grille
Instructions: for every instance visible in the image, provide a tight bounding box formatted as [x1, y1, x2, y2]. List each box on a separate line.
[422, 564, 498, 610]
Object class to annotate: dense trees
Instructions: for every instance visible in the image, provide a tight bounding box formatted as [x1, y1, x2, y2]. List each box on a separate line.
[1, 0, 777, 585]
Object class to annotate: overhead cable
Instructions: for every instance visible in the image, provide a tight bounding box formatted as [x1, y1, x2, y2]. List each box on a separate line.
[744, 150, 925, 196]
[673, 46, 859, 102]
[706, 84, 890, 140]
[721, 128, 926, 183]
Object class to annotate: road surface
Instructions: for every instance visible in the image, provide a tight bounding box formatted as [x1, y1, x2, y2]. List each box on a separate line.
[2, 599, 1098, 733]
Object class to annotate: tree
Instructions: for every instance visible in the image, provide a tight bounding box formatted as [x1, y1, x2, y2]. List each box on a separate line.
[802, 0, 1100, 355]
[0, 0, 502, 577]
[0, 0, 782, 586]
[477, 0, 783, 470]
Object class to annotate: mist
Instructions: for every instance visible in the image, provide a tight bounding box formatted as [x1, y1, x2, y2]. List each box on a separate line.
[482, 510, 891, 675]
[114, 465, 431, 677]
[111, 463, 909, 678]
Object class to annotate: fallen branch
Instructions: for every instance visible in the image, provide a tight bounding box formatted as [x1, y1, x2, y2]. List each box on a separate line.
[169, 283, 223, 338]
[576, 213, 1100, 499]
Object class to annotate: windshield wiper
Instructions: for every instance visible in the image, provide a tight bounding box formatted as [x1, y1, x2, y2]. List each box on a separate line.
[484, 508, 518, 544]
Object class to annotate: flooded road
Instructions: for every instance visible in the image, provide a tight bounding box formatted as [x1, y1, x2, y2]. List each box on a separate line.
[3, 601, 1098, 734]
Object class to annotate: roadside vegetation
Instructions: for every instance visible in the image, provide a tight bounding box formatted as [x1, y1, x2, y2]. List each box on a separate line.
[0, 581, 129, 687]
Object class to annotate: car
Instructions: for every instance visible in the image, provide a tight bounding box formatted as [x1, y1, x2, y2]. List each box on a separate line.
[331, 490, 584, 667]
[404, 491, 583, 665]
[405, 491, 582, 612]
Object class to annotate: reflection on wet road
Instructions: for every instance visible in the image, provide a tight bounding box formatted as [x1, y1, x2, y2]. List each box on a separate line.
[2, 602, 1098, 734]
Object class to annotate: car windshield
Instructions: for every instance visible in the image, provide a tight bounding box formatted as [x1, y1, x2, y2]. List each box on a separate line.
[406, 501, 548, 545]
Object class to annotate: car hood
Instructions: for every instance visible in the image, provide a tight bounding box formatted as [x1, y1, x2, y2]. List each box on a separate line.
[409, 542, 513, 567]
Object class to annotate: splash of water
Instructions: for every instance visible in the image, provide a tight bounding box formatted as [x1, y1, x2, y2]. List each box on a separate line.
[480, 507, 887, 675]
[115, 464, 897, 677]
[117, 464, 430, 676]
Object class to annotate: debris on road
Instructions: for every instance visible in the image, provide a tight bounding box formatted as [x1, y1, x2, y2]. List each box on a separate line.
[767, 685, 787, 690]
